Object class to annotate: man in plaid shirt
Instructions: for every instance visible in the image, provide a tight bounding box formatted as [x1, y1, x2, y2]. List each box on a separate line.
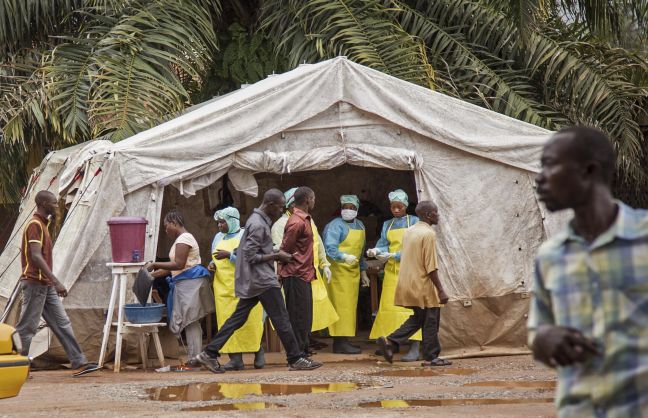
[529, 126, 647, 418]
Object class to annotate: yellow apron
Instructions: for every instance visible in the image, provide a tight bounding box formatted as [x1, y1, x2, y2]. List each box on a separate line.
[326, 224, 365, 336]
[212, 233, 264, 353]
[369, 216, 422, 340]
[311, 222, 340, 331]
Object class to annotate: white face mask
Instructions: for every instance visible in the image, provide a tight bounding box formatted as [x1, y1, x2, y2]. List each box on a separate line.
[341, 209, 358, 221]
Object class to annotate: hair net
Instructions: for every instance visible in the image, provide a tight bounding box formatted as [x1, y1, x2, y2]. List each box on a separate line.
[340, 194, 360, 209]
[388, 189, 409, 206]
[284, 187, 298, 208]
[215, 206, 241, 234]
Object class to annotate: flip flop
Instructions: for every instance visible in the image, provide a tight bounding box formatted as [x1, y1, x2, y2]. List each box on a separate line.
[422, 358, 452, 367]
[72, 363, 101, 377]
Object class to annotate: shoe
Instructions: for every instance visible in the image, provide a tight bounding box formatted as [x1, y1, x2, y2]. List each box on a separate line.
[254, 347, 265, 370]
[377, 337, 394, 364]
[401, 341, 420, 362]
[333, 337, 361, 354]
[72, 363, 101, 377]
[223, 353, 244, 371]
[192, 351, 225, 374]
[289, 357, 323, 371]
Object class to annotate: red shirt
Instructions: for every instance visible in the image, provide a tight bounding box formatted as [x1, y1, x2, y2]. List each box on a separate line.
[278, 208, 316, 282]
[20, 213, 53, 285]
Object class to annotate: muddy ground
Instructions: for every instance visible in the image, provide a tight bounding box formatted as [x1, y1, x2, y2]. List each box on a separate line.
[3, 351, 556, 417]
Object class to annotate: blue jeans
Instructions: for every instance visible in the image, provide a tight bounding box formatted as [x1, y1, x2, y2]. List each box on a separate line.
[15, 281, 87, 368]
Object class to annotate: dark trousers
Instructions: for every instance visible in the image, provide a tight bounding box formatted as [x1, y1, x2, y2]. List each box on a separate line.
[204, 287, 303, 363]
[282, 277, 312, 353]
[388, 307, 441, 361]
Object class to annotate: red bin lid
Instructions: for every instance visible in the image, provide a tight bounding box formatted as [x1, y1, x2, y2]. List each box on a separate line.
[107, 216, 148, 225]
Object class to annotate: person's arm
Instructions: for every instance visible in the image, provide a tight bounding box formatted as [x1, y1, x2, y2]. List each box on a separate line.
[358, 220, 367, 271]
[423, 232, 448, 304]
[28, 241, 67, 296]
[324, 220, 347, 261]
[244, 223, 290, 264]
[316, 233, 330, 269]
[280, 217, 303, 255]
[375, 221, 390, 254]
[271, 216, 286, 247]
[148, 243, 190, 271]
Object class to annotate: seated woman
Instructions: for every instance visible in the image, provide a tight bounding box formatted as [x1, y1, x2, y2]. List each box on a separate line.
[209, 207, 264, 370]
[147, 210, 214, 363]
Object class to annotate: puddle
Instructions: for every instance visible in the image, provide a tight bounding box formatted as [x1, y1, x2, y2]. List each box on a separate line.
[183, 402, 284, 411]
[371, 368, 477, 377]
[463, 380, 556, 389]
[147, 382, 361, 401]
[359, 398, 554, 408]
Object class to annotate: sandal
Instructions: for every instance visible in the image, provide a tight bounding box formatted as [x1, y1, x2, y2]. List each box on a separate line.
[72, 363, 101, 377]
[422, 358, 452, 367]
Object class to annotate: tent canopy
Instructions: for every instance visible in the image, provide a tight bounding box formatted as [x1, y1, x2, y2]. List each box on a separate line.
[0, 57, 566, 359]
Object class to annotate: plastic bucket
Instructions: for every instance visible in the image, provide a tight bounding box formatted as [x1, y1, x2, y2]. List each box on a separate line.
[124, 303, 165, 324]
[107, 217, 148, 262]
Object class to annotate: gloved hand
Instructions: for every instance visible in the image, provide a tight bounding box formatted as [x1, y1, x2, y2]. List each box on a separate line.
[342, 254, 359, 265]
[376, 252, 394, 262]
[366, 248, 379, 258]
[360, 271, 370, 287]
[323, 266, 332, 284]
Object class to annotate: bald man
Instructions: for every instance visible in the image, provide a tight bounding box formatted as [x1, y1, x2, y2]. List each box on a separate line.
[15, 191, 99, 376]
[192, 189, 323, 372]
[377, 200, 451, 366]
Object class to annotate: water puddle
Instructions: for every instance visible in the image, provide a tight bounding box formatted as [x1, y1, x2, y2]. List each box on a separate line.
[183, 402, 284, 411]
[463, 380, 556, 389]
[148, 382, 361, 401]
[359, 398, 554, 408]
[371, 368, 477, 377]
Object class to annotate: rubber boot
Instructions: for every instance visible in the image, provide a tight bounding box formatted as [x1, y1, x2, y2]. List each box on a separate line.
[401, 341, 420, 362]
[223, 353, 245, 371]
[333, 337, 362, 354]
[254, 347, 265, 369]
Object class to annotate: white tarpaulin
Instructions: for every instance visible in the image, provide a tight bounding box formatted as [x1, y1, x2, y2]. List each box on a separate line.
[0, 57, 567, 358]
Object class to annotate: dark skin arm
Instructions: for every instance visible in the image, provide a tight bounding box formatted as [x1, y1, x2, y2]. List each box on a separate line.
[532, 325, 599, 368]
[29, 242, 67, 297]
[146, 243, 190, 274]
[428, 270, 449, 304]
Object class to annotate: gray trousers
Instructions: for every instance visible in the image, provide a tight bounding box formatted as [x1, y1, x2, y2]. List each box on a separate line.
[184, 321, 202, 359]
[15, 281, 87, 368]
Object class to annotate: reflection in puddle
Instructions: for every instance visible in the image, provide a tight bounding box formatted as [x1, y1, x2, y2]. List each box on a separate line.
[463, 381, 556, 389]
[360, 398, 554, 408]
[183, 402, 284, 411]
[148, 382, 360, 401]
[372, 368, 477, 377]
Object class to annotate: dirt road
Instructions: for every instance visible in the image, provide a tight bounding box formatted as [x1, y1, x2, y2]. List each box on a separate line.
[3, 354, 556, 417]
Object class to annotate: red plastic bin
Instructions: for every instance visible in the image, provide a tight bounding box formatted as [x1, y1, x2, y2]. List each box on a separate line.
[107, 217, 148, 262]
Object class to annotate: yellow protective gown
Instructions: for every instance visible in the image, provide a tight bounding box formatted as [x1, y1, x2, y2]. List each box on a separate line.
[369, 218, 422, 340]
[326, 226, 365, 336]
[212, 232, 264, 353]
[311, 223, 340, 331]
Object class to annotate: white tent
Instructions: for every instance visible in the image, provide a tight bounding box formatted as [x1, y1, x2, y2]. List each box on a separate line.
[0, 57, 566, 360]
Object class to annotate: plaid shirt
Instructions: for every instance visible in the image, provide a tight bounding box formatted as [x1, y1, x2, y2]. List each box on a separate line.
[528, 202, 648, 418]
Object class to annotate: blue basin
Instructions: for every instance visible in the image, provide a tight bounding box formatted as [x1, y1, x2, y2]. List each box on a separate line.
[124, 303, 165, 324]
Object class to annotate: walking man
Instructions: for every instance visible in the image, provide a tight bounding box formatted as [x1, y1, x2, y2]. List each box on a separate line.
[15, 190, 99, 376]
[192, 189, 322, 372]
[529, 127, 647, 417]
[377, 200, 452, 366]
[278, 186, 316, 354]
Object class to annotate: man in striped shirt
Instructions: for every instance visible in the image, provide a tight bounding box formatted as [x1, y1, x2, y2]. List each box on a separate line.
[529, 127, 647, 417]
[15, 190, 99, 376]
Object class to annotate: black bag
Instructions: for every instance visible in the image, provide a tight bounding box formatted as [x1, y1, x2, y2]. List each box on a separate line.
[132, 267, 154, 306]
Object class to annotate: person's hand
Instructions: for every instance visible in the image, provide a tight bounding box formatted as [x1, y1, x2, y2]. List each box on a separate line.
[214, 249, 231, 260]
[438, 289, 449, 305]
[376, 252, 393, 262]
[54, 282, 68, 298]
[532, 325, 599, 368]
[360, 271, 370, 287]
[275, 250, 293, 264]
[342, 254, 358, 265]
[366, 248, 379, 258]
[207, 261, 216, 273]
[145, 262, 156, 272]
[323, 266, 332, 284]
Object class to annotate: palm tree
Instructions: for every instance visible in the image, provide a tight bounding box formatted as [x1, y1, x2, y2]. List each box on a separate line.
[1, 0, 646, 206]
